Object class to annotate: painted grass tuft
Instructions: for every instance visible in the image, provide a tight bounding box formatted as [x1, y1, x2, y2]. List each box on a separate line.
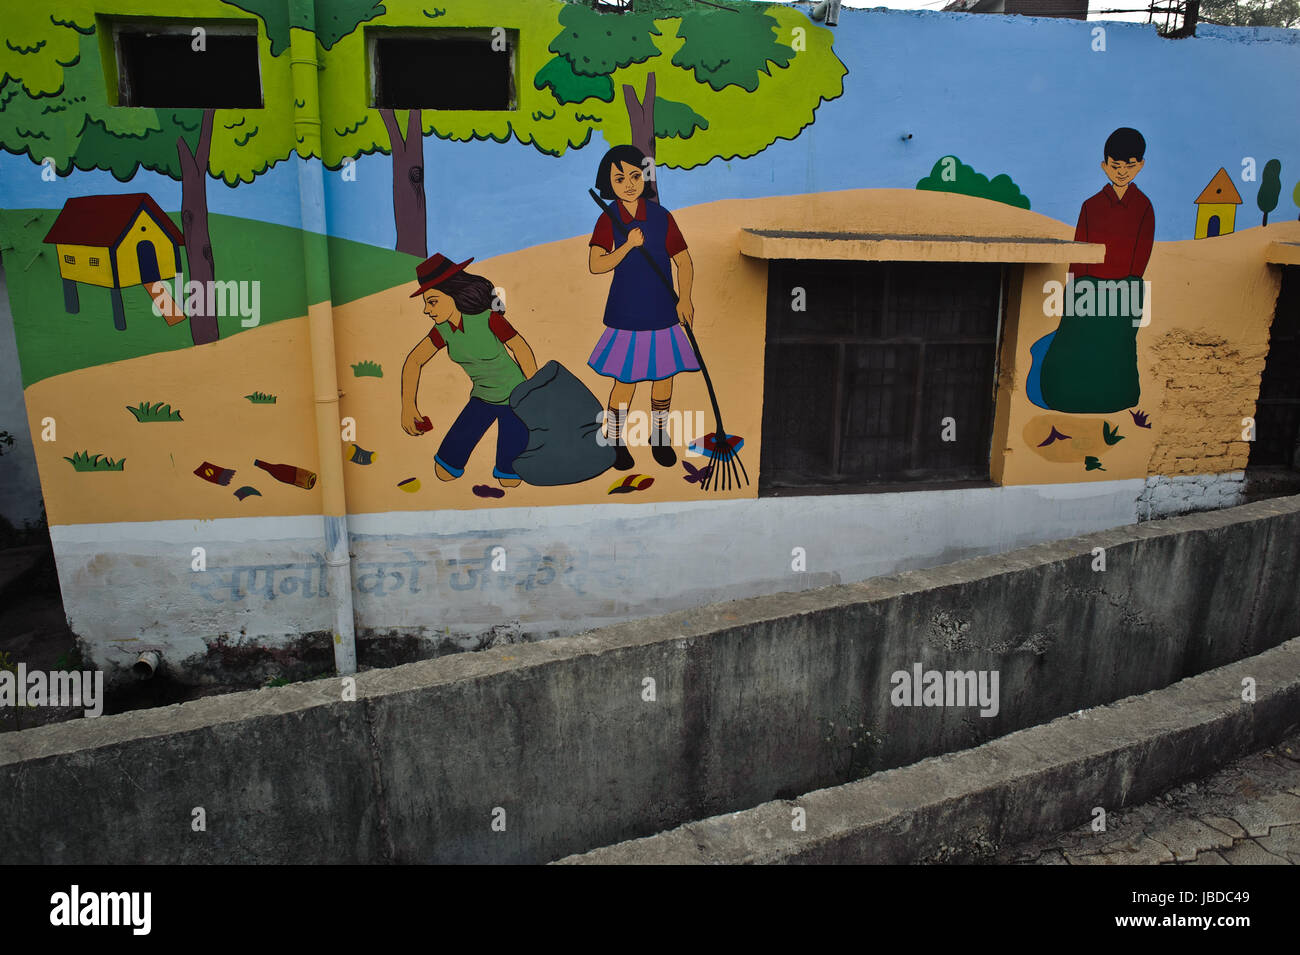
[126, 400, 183, 422]
[351, 360, 383, 378]
[65, 450, 125, 471]
[244, 391, 278, 404]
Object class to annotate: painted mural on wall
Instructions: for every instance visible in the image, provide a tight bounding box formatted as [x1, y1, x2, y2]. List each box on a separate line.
[1041, 127, 1152, 416]
[0, 0, 843, 524]
[1019, 128, 1153, 473]
[1, 3, 1299, 527]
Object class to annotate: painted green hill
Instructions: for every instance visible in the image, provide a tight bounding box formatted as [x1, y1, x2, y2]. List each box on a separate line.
[0, 209, 421, 387]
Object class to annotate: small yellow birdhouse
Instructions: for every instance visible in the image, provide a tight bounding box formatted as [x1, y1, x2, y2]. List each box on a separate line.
[42, 193, 186, 330]
[1193, 168, 1243, 239]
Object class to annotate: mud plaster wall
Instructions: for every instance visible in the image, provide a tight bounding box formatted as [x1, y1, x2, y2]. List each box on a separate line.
[1148, 330, 1258, 475]
[1138, 225, 1297, 476]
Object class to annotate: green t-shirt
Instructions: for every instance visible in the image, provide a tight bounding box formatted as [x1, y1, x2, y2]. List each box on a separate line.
[432, 310, 525, 405]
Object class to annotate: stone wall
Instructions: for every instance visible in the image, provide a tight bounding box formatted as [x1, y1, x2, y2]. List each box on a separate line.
[1137, 471, 1246, 521]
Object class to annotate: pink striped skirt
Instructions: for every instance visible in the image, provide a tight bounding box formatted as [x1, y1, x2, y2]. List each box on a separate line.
[587, 325, 701, 383]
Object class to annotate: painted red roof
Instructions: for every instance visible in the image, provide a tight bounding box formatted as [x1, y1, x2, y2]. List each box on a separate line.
[1194, 168, 1242, 205]
[43, 193, 185, 248]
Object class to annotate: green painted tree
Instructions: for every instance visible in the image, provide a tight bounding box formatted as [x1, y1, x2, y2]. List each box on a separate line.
[0, 2, 297, 345]
[1293, 179, 1300, 220]
[1257, 158, 1281, 226]
[537, 0, 846, 202]
[916, 155, 1031, 210]
[215, 0, 843, 257]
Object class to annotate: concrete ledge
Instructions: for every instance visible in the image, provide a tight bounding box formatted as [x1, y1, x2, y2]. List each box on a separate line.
[560, 637, 1300, 864]
[1265, 240, 1300, 265]
[3, 496, 1299, 863]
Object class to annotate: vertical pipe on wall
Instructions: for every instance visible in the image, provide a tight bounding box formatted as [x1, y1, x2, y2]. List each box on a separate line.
[288, 0, 357, 675]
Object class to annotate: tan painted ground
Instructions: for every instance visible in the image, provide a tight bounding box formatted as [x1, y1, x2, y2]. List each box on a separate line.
[24, 190, 1299, 525]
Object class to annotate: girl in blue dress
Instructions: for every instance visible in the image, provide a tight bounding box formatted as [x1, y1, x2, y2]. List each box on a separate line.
[587, 145, 699, 470]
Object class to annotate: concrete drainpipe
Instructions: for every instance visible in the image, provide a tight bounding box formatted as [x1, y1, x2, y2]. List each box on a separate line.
[288, 2, 357, 676]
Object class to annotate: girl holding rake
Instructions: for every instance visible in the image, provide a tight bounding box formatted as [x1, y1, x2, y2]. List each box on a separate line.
[586, 145, 699, 471]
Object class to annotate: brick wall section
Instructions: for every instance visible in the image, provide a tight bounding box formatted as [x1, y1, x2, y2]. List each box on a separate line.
[1147, 328, 1261, 476]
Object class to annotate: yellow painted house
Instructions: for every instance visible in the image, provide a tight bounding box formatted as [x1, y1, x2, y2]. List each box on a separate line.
[1194, 168, 1243, 239]
[42, 193, 185, 330]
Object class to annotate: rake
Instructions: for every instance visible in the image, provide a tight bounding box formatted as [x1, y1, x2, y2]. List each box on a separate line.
[588, 189, 749, 492]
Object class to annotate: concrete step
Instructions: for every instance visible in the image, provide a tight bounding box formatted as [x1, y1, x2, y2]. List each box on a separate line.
[558, 636, 1300, 864]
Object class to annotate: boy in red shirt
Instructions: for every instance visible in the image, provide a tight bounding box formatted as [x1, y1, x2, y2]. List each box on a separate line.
[1040, 127, 1152, 414]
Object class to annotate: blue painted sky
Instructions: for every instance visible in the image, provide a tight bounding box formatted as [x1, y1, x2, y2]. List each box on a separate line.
[3, 9, 1298, 257]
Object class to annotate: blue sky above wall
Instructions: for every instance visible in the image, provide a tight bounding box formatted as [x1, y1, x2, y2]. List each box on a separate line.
[2, 10, 1297, 259]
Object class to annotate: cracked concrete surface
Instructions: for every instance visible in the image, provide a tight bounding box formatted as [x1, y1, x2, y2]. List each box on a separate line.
[1000, 731, 1300, 865]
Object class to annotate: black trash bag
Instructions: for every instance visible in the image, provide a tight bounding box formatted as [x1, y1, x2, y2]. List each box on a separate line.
[508, 360, 616, 486]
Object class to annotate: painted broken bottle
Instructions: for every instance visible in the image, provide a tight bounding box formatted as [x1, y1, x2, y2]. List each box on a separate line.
[254, 459, 318, 489]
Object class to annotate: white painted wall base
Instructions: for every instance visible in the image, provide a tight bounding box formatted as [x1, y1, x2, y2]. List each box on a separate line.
[51, 479, 1145, 679]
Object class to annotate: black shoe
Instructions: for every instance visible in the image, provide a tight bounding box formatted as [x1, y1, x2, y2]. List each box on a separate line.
[651, 439, 677, 468]
[614, 443, 635, 471]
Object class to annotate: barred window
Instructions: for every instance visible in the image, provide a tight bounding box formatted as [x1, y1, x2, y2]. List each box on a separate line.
[370, 29, 517, 110]
[115, 22, 261, 108]
[760, 260, 1005, 493]
[64, 254, 75, 264]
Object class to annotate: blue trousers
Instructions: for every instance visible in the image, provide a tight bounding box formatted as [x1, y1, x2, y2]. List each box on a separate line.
[435, 397, 529, 481]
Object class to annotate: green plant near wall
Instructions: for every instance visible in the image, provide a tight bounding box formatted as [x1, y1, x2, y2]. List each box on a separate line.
[53, 648, 84, 673]
[126, 401, 183, 422]
[818, 703, 886, 785]
[64, 451, 125, 472]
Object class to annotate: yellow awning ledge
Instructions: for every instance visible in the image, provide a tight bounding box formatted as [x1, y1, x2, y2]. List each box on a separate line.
[1265, 241, 1300, 266]
[738, 228, 1106, 264]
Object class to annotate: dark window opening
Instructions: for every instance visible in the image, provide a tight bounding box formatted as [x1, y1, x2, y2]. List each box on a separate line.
[760, 260, 1005, 494]
[371, 31, 517, 110]
[116, 25, 261, 108]
[1249, 267, 1300, 471]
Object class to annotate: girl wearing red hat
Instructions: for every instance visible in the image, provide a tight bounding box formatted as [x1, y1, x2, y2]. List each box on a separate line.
[401, 253, 538, 488]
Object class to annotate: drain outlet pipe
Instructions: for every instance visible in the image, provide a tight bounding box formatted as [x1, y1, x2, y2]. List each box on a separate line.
[133, 651, 161, 680]
[289, 1, 357, 676]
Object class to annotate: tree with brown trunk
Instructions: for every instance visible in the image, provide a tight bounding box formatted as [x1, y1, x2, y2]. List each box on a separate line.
[623, 74, 660, 203]
[379, 108, 428, 259]
[177, 108, 220, 346]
